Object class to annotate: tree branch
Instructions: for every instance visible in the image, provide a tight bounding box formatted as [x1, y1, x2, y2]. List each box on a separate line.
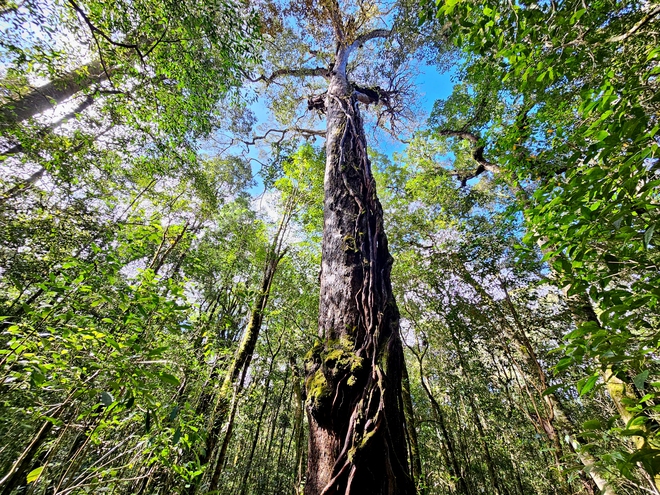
[437, 129, 480, 144]
[437, 129, 501, 187]
[1, 95, 95, 156]
[350, 28, 391, 50]
[608, 5, 660, 42]
[238, 127, 326, 147]
[243, 67, 331, 84]
[67, 0, 141, 52]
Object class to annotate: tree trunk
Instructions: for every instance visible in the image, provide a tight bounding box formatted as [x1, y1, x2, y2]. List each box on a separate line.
[190, 228, 287, 495]
[237, 358, 276, 495]
[0, 61, 107, 126]
[417, 355, 469, 495]
[456, 266, 614, 494]
[402, 362, 424, 493]
[1, 94, 95, 156]
[0, 392, 76, 495]
[448, 331, 502, 495]
[0, 420, 54, 495]
[292, 358, 306, 494]
[303, 45, 415, 495]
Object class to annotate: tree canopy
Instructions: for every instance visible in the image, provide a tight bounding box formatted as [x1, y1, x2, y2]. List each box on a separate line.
[0, 0, 659, 494]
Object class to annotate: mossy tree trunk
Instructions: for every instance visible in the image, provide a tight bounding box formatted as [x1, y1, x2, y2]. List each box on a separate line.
[303, 41, 415, 495]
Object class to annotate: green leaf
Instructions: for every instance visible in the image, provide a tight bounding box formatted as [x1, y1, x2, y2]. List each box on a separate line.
[582, 419, 601, 430]
[31, 368, 46, 387]
[570, 8, 586, 24]
[542, 384, 562, 396]
[634, 370, 649, 391]
[101, 391, 115, 406]
[644, 224, 655, 248]
[27, 467, 44, 483]
[556, 356, 573, 372]
[594, 130, 609, 142]
[158, 372, 180, 386]
[620, 428, 646, 437]
[578, 374, 598, 396]
[173, 426, 182, 445]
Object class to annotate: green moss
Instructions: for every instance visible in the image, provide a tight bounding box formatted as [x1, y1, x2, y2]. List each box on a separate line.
[305, 335, 364, 409]
[342, 235, 358, 253]
[306, 369, 330, 409]
[323, 336, 362, 372]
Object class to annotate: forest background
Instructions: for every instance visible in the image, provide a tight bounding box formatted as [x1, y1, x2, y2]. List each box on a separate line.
[0, 0, 658, 494]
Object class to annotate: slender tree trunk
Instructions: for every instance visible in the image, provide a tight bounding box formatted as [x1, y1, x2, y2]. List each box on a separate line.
[189, 224, 288, 495]
[442, 133, 652, 491]
[207, 385, 240, 490]
[0, 420, 54, 495]
[304, 45, 414, 495]
[291, 358, 306, 495]
[238, 358, 276, 495]
[402, 362, 424, 494]
[205, 253, 280, 443]
[456, 267, 614, 495]
[563, 291, 660, 491]
[0, 391, 76, 495]
[413, 349, 468, 495]
[262, 371, 290, 493]
[448, 332, 502, 495]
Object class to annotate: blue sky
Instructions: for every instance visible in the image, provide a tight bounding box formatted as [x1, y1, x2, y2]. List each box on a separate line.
[377, 62, 456, 156]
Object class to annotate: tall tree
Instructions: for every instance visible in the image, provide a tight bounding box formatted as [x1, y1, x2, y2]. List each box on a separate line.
[306, 37, 414, 493]
[233, 1, 434, 492]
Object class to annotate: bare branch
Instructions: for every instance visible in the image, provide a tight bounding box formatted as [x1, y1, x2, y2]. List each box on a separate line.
[608, 5, 660, 42]
[67, 0, 141, 52]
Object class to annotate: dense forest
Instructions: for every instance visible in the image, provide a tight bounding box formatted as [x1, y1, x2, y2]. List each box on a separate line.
[0, 0, 658, 494]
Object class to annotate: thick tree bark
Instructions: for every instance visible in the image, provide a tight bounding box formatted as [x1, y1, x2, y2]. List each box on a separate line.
[303, 43, 415, 495]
